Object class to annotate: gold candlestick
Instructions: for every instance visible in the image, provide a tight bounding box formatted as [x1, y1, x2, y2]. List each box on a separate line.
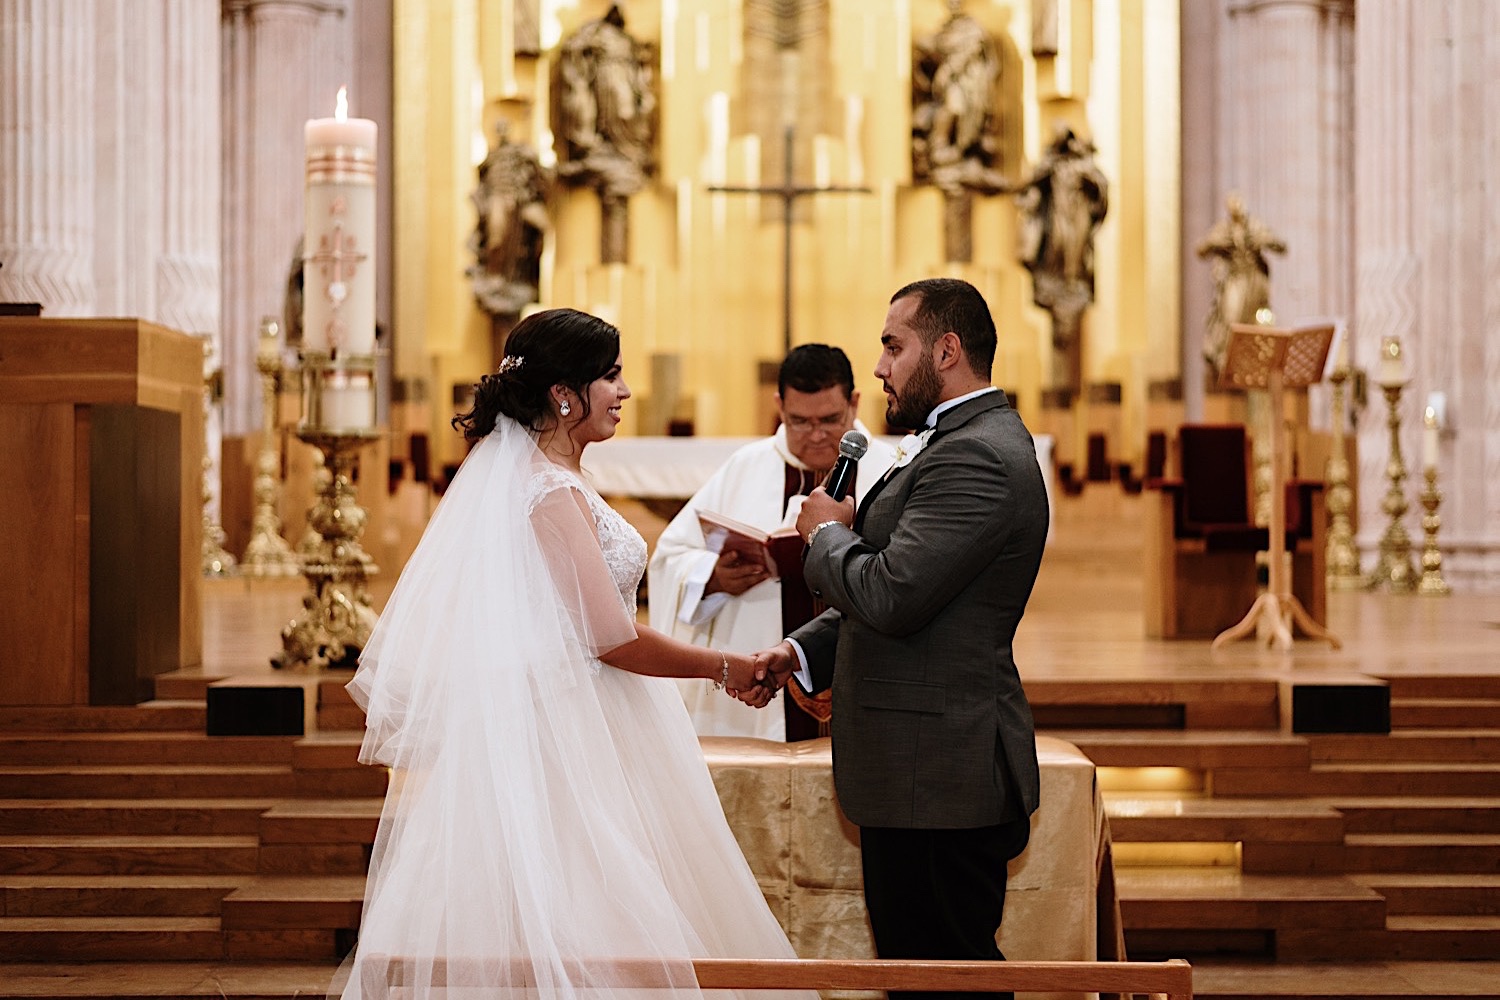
[1367, 379, 1416, 592]
[1324, 363, 1363, 588]
[273, 354, 380, 671]
[199, 338, 237, 577]
[1417, 463, 1452, 597]
[240, 319, 301, 576]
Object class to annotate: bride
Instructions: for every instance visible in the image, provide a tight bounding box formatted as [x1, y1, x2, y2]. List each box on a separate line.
[335, 308, 809, 1000]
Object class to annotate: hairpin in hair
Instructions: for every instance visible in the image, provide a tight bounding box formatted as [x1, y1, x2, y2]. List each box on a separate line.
[498, 355, 524, 374]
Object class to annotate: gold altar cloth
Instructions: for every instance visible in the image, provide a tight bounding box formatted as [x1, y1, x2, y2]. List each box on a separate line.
[703, 735, 1116, 1000]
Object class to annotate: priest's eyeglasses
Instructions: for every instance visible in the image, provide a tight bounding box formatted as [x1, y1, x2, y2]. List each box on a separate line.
[784, 413, 848, 431]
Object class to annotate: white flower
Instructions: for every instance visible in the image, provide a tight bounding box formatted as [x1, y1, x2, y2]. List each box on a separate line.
[890, 428, 935, 469]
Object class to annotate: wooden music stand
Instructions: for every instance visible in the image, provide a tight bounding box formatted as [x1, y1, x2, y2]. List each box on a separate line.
[1211, 322, 1342, 652]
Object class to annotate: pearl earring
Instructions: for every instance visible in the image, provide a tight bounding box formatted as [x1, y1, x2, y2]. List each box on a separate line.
[559, 401, 571, 416]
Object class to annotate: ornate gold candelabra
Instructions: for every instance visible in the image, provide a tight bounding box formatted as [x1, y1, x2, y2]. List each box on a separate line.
[240, 319, 301, 576]
[273, 353, 380, 671]
[199, 338, 237, 577]
[1416, 405, 1452, 595]
[1324, 361, 1363, 588]
[1367, 349, 1416, 592]
[1416, 467, 1451, 595]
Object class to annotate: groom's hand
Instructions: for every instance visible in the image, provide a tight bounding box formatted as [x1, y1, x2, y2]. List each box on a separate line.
[796, 487, 855, 543]
[752, 641, 798, 694]
[725, 652, 776, 708]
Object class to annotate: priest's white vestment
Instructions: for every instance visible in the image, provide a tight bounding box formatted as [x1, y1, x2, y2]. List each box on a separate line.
[648, 423, 896, 739]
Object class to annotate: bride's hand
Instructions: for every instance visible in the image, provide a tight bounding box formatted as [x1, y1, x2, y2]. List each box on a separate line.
[725, 652, 775, 708]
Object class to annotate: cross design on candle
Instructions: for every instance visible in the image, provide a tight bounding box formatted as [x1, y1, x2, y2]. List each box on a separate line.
[308, 219, 368, 353]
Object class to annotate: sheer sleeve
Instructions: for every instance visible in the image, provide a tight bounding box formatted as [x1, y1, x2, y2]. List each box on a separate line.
[527, 478, 639, 659]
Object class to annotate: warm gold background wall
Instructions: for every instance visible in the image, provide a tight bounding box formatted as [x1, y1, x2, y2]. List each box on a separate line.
[393, 0, 1180, 466]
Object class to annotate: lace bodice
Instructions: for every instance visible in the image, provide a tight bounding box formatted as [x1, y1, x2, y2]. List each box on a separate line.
[526, 464, 648, 616]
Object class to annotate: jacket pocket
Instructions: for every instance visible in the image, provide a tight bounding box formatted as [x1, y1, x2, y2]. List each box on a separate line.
[856, 677, 946, 714]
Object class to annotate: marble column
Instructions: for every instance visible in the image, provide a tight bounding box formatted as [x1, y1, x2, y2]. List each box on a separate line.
[1351, 0, 1423, 568]
[157, 1, 221, 338]
[0, 0, 96, 314]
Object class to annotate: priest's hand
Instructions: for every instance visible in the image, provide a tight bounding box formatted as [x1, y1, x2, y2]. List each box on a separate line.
[796, 487, 855, 543]
[704, 549, 770, 597]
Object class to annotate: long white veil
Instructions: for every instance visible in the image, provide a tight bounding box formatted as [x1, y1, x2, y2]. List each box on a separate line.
[333, 418, 725, 1000]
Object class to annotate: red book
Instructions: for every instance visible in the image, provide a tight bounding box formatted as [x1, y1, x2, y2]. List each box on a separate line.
[696, 510, 803, 581]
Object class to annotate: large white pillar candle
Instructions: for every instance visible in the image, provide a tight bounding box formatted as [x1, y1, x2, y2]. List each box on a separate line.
[303, 88, 377, 358]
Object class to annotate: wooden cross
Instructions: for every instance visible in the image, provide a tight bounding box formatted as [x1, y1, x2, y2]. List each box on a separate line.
[708, 125, 870, 354]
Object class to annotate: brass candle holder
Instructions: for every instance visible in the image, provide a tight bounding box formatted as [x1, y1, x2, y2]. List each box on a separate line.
[273, 352, 380, 671]
[1324, 362, 1363, 588]
[199, 338, 237, 577]
[240, 319, 301, 576]
[1367, 377, 1416, 592]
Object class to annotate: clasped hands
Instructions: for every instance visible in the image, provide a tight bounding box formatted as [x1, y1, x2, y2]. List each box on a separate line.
[721, 642, 800, 709]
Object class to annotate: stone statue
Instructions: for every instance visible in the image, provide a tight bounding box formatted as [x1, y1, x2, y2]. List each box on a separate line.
[552, 3, 656, 264]
[912, 3, 1007, 262]
[1197, 192, 1286, 375]
[1014, 124, 1109, 393]
[912, 5, 1004, 197]
[468, 122, 550, 317]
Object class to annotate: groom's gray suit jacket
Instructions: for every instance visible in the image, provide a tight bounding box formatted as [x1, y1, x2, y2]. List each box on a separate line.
[791, 390, 1048, 830]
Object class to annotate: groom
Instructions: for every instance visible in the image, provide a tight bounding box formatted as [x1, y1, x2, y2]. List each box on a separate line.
[752, 278, 1049, 999]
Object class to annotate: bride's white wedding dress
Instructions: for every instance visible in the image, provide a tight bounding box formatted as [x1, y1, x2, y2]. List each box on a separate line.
[335, 418, 813, 1000]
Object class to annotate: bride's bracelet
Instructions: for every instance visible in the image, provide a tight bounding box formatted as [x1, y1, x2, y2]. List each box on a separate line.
[713, 650, 729, 691]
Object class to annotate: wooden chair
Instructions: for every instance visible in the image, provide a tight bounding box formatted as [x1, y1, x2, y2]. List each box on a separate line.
[1144, 424, 1325, 640]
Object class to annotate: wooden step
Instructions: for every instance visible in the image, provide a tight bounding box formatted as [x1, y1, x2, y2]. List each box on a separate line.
[0, 702, 206, 733]
[1188, 958, 1500, 998]
[1353, 874, 1500, 915]
[0, 836, 260, 876]
[1331, 797, 1500, 834]
[219, 875, 365, 931]
[1280, 916, 1500, 961]
[0, 799, 274, 836]
[1309, 730, 1500, 763]
[0, 733, 294, 766]
[152, 670, 233, 700]
[1380, 673, 1500, 700]
[0, 874, 242, 916]
[257, 799, 381, 845]
[1215, 762, 1500, 798]
[1028, 678, 1281, 730]
[1343, 833, 1500, 874]
[0, 961, 343, 999]
[291, 732, 365, 769]
[0, 765, 297, 799]
[1116, 867, 1386, 930]
[1053, 729, 1311, 769]
[1105, 797, 1345, 844]
[0, 916, 223, 961]
[1392, 698, 1500, 729]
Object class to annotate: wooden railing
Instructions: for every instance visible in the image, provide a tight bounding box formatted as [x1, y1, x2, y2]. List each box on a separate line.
[362, 954, 1192, 999]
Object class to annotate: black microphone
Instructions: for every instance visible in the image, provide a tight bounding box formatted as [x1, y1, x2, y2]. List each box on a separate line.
[825, 430, 869, 502]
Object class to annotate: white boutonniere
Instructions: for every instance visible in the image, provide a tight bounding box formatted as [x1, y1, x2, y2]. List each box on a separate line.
[890, 428, 935, 470]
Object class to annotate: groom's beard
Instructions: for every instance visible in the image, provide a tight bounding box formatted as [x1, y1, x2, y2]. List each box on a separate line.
[885, 350, 942, 430]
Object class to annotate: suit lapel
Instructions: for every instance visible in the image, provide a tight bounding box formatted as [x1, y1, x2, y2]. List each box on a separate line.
[853, 391, 1011, 532]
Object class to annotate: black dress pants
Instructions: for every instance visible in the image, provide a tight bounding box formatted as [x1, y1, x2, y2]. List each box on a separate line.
[859, 818, 1032, 1000]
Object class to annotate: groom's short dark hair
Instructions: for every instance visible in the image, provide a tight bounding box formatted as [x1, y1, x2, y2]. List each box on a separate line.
[778, 344, 856, 399]
[891, 277, 997, 379]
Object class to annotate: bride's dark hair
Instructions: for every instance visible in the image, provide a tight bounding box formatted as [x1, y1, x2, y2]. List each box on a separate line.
[452, 308, 621, 441]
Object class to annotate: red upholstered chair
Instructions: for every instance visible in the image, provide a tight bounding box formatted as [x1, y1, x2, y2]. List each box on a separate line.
[1144, 424, 1325, 639]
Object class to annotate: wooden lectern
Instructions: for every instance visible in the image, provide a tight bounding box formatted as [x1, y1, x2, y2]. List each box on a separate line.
[1212, 322, 1341, 652]
[0, 318, 205, 705]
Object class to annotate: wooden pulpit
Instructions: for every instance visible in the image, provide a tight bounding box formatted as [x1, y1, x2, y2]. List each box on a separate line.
[0, 318, 205, 705]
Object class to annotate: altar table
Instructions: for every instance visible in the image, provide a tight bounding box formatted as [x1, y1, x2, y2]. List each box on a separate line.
[702, 735, 1117, 1000]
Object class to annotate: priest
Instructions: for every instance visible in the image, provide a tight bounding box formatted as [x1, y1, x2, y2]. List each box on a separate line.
[648, 345, 896, 740]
